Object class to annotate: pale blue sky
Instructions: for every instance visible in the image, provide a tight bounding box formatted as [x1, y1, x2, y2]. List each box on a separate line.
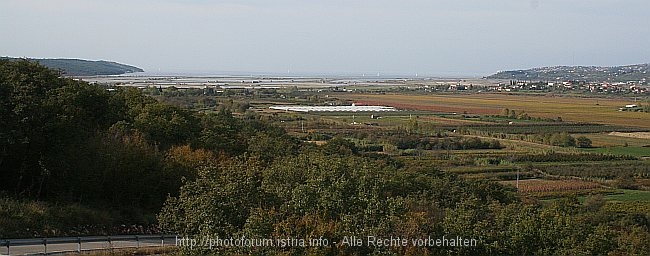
[1, 0, 649, 76]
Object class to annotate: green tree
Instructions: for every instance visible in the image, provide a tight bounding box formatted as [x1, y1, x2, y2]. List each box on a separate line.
[247, 131, 299, 162]
[195, 109, 246, 155]
[323, 137, 358, 155]
[550, 132, 576, 147]
[576, 136, 592, 148]
[158, 157, 266, 237]
[111, 87, 157, 120]
[134, 103, 201, 148]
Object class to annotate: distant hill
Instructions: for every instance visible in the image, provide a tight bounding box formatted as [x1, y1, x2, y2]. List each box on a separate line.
[1, 57, 144, 76]
[487, 63, 650, 82]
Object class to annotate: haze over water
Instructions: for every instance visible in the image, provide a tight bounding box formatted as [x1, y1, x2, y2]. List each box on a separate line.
[1, 0, 649, 76]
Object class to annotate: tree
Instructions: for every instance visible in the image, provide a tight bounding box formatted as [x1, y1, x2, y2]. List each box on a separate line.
[111, 87, 157, 120]
[158, 157, 267, 238]
[162, 145, 222, 196]
[501, 108, 510, 116]
[550, 132, 576, 147]
[46, 81, 119, 141]
[509, 109, 517, 119]
[576, 136, 592, 148]
[196, 109, 246, 155]
[247, 131, 299, 162]
[0, 59, 71, 197]
[134, 103, 201, 148]
[323, 137, 358, 155]
[517, 111, 530, 120]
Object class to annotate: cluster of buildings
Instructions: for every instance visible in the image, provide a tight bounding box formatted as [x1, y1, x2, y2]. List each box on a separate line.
[486, 80, 648, 94]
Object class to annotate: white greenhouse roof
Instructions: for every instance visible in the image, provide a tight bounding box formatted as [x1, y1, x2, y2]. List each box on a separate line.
[269, 105, 396, 112]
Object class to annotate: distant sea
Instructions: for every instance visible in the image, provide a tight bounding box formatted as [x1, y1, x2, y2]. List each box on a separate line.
[118, 70, 481, 80]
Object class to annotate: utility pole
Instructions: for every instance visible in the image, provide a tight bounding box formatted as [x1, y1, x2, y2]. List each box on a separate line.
[516, 168, 520, 190]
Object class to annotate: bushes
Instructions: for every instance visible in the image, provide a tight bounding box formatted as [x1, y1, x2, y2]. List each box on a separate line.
[390, 136, 502, 150]
[0, 197, 159, 238]
[158, 153, 518, 255]
[157, 151, 650, 255]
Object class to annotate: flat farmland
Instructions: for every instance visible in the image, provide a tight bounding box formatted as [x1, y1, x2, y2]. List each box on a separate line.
[581, 147, 650, 157]
[340, 93, 650, 128]
[582, 133, 650, 147]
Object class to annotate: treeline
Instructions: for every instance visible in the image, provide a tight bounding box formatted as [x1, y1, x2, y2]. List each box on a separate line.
[466, 129, 594, 148]
[509, 152, 636, 163]
[390, 135, 502, 150]
[488, 108, 561, 122]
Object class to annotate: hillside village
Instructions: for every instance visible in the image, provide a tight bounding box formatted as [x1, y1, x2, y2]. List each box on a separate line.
[484, 80, 648, 94]
[487, 63, 650, 82]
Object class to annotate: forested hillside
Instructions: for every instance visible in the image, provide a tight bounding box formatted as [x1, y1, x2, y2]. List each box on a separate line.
[1, 60, 649, 255]
[1, 57, 143, 76]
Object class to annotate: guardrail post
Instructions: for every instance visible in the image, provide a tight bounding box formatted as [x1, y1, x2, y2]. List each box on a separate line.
[108, 236, 112, 250]
[136, 235, 140, 248]
[43, 238, 47, 254]
[77, 237, 82, 252]
[6, 240, 10, 255]
[161, 235, 165, 246]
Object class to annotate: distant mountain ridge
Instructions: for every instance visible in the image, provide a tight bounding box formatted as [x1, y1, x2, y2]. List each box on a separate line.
[1, 57, 144, 76]
[487, 63, 650, 82]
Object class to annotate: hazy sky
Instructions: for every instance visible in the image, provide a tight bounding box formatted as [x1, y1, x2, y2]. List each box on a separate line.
[1, 0, 649, 76]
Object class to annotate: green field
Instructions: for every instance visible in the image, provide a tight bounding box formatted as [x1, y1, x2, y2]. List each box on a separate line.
[581, 147, 650, 157]
[604, 189, 650, 202]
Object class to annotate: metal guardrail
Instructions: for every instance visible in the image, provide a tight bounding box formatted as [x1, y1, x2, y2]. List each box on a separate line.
[0, 234, 176, 255]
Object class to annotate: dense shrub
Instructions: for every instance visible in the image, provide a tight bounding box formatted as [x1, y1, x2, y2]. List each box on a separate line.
[390, 136, 502, 150]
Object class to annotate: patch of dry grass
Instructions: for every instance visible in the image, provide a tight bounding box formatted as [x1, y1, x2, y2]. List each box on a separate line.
[584, 133, 650, 147]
